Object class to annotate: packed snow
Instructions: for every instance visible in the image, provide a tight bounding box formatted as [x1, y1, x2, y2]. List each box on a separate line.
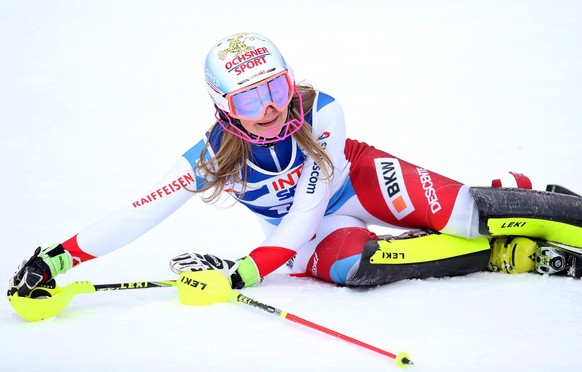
[1, 1, 581, 371]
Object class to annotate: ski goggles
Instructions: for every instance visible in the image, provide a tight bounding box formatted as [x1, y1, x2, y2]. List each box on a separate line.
[226, 71, 294, 120]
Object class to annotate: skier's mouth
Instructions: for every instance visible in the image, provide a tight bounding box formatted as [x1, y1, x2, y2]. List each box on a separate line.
[257, 117, 278, 127]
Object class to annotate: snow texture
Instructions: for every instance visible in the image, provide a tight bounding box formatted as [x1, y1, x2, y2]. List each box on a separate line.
[1, 1, 581, 371]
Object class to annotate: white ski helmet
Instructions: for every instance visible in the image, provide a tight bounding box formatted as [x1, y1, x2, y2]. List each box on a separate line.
[204, 32, 294, 113]
[204, 32, 304, 145]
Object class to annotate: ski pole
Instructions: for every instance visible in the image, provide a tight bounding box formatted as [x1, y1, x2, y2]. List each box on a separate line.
[233, 290, 413, 367]
[8, 280, 176, 322]
[9, 273, 413, 368]
[178, 271, 413, 368]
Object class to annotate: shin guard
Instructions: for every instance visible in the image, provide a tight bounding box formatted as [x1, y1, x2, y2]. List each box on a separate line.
[470, 187, 582, 248]
[347, 231, 491, 286]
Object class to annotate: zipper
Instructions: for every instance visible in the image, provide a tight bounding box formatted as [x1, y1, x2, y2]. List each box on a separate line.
[269, 145, 283, 172]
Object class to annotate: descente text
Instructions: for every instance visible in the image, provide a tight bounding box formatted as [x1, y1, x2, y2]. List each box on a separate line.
[416, 167, 442, 214]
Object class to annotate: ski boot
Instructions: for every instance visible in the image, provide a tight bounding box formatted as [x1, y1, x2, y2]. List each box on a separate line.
[536, 242, 582, 278]
[488, 236, 537, 274]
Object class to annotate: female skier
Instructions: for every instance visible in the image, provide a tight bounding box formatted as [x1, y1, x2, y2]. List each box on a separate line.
[9, 32, 582, 295]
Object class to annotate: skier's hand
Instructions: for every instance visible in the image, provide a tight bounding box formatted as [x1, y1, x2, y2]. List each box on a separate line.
[8, 244, 73, 297]
[170, 252, 252, 289]
[170, 253, 239, 277]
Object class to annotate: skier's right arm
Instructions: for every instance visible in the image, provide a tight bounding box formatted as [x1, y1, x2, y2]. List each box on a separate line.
[9, 139, 211, 296]
[59, 155, 201, 261]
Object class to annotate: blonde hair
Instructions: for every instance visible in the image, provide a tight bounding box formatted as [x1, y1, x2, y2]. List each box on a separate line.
[196, 84, 334, 204]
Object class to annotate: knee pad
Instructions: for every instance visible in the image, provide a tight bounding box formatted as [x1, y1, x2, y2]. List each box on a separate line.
[307, 227, 377, 284]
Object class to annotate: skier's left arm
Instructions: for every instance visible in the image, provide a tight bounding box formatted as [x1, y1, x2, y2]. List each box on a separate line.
[246, 97, 348, 282]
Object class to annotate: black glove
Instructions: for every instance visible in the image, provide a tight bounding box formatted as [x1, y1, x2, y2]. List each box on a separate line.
[169, 253, 245, 289]
[8, 244, 73, 297]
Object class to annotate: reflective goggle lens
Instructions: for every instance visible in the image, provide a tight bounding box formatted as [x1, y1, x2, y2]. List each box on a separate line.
[229, 73, 292, 119]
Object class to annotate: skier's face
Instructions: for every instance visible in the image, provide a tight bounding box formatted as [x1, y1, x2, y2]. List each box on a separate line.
[226, 71, 293, 140]
[216, 71, 305, 144]
[226, 72, 293, 120]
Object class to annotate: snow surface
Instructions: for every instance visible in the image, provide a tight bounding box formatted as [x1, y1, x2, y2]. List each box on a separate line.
[1, 1, 582, 371]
